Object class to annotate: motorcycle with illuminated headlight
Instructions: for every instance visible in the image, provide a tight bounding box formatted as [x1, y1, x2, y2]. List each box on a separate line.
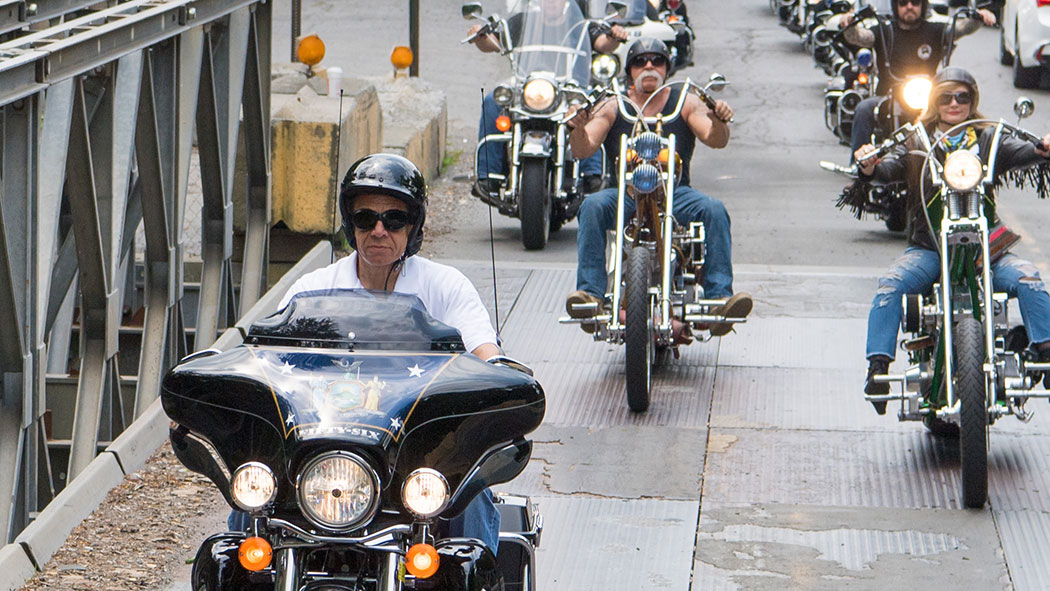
[560, 74, 747, 412]
[161, 290, 545, 590]
[463, 0, 622, 250]
[587, 0, 694, 86]
[860, 98, 1050, 509]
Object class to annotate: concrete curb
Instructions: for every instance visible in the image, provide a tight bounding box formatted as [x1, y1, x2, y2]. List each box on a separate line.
[0, 241, 334, 591]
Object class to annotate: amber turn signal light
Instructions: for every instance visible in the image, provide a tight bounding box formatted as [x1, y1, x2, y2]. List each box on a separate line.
[495, 115, 512, 132]
[405, 543, 440, 578]
[238, 536, 273, 571]
[391, 46, 414, 70]
[857, 72, 869, 85]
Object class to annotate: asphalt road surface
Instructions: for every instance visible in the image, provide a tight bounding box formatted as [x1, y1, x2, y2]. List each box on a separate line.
[186, 1, 1050, 589]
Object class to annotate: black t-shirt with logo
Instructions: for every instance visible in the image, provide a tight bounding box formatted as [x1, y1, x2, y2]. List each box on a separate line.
[873, 20, 947, 95]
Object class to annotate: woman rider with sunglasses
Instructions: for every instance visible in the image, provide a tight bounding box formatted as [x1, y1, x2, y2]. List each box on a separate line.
[274, 153, 505, 553]
[854, 68, 1050, 414]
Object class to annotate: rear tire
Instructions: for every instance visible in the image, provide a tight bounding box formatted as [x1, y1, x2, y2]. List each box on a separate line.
[519, 159, 551, 250]
[1013, 35, 1041, 89]
[955, 317, 988, 509]
[624, 245, 653, 413]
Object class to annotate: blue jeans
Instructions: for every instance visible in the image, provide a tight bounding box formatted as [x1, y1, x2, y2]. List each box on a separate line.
[849, 96, 881, 155]
[478, 91, 602, 179]
[866, 246, 1050, 359]
[575, 185, 734, 298]
[227, 489, 501, 555]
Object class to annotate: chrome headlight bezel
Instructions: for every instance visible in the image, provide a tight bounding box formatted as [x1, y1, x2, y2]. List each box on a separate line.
[493, 84, 514, 107]
[522, 77, 558, 113]
[296, 451, 380, 532]
[401, 468, 450, 518]
[630, 163, 662, 194]
[230, 462, 278, 513]
[591, 54, 619, 84]
[942, 150, 983, 192]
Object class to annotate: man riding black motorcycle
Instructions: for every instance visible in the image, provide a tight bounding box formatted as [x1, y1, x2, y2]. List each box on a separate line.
[855, 68, 1050, 413]
[564, 37, 752, 338]
[275, 153, 504, 551]
[839, 0, 995, 156]
[468, 0, 628, 196]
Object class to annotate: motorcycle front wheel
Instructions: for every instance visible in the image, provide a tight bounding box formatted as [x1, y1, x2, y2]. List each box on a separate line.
[518, 159, 551, 250]
[624, 245, 654, 412]
[955, 317, 988, 508]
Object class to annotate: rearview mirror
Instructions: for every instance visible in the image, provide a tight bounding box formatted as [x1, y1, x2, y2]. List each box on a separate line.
[705, 73, 729, 93]
[1013, 96, 1035, 121]
[462, 2, 483, 20]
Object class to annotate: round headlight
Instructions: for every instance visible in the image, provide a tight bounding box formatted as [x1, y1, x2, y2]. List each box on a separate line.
[942, 150, 983, 192]
[630, 163, 662, 194]
[902, 77, 932, 111]
[297, 452, 379, 531]
[493, 85, 514, 107]
[401, 468, 450, 518]
[522, 78, 557, 112]
[231, 462, 277, 512]
[591, 54, 618, 83]
[634, 131, 662, 161]
[856, 48, 873, 69]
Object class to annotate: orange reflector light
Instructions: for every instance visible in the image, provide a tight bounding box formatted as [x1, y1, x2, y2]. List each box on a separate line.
[297, 34, 325, 67]
[495, 115, 512, 132]
[857, 72, 869, 85]
[238, 536, 273, 571]
[405, 543, 440, 578]
[391, 46, 414, 70]
[658, 148, 670, 164]
[626, 148, 637, 161]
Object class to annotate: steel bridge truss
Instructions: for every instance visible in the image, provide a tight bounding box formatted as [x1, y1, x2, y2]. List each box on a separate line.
[0, 0, 271, 542]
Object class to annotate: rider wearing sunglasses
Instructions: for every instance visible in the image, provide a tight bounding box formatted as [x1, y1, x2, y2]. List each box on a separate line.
[564, 37, 752, 338]
[276, 153, 504, 553]
[837, 0, 996, 157]
[853, 68, 1050, 413]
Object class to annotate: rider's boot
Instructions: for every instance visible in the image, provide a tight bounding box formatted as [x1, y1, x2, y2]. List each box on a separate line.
[566, 290, 604, 334]
[864, 355, 891, 415]
[709, 292, 754, 337]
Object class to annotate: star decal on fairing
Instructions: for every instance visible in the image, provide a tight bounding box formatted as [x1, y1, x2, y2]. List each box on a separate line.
[279, 361, 295, 375]
[285, 412, 295, 425]
[407, 363, 425, 378]
[390, 417, 403, 430]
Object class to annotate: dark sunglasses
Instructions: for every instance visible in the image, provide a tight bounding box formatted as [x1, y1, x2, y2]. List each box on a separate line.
[896, 0, 922, 6]
[629, 54, 668, 69]
[936, 91, 973, 106]
[350, 208, 412, 231]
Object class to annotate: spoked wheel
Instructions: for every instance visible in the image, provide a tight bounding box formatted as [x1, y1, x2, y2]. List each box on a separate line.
[624, 245, 654, 413]
[519, 159, 551, 250]
[955, 317, 988, 508]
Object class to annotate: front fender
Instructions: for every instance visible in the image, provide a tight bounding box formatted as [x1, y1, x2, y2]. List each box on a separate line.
[519, 130, 553, 158]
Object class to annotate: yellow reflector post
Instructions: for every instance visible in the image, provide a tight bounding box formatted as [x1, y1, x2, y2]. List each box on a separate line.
[238, 536, 273, 571]
[297, 34, 325, 67]
[405, 543, 440, 578]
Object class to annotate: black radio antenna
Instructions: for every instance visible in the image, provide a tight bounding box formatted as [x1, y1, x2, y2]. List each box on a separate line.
[330, 88, 345, 265]
[479, 87, 501, 337]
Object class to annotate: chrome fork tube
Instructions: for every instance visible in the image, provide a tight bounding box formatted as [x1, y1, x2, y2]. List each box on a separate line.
[554, 122, 566, 200]
[659, 134, 677, 333]
[275, 548, 298, 591]
[610, 135, 629, 331]
[940, 221, 955, 408]
[378, 551, 400, 591]
[509, 122, 522, 196]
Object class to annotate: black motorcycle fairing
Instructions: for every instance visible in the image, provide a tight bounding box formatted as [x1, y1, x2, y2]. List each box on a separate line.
[443, 440, 533, 518]
[162, 290, 545, 522]
[191, 533, 271, 591]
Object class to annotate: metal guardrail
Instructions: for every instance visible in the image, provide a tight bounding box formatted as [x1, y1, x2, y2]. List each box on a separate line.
[0, 0, 273, 555]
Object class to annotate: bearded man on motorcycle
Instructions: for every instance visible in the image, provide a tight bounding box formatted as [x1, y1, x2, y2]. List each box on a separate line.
[468, 0, 628, 196]
[563, 37, 752, 337]
[839, 0, 995, 156]
[855, 68, 1050, 414]
[273, 153, 504, 551]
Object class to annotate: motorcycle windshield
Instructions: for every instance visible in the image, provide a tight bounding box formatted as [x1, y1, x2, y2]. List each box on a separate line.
[249, 290, 465, 351]
[604, 0, 650, 26]
[507, 0, 591, 85]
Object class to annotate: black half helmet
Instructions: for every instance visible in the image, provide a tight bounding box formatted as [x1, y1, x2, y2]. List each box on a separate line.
[932, 66, 980, 107]
[339, 153, 428, 257]
[891, 0, 929, 20]
[624, 37, 673, 81]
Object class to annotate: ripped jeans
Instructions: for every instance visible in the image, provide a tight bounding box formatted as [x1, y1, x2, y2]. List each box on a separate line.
[866, 246, 1050, 359]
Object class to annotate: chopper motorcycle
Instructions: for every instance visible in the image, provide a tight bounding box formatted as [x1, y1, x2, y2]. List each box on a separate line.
[465, 0, 611, 250]
[861, 99, 1050, 508]
[161, 290, 545, 590]
[560, 75, 747, 412]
